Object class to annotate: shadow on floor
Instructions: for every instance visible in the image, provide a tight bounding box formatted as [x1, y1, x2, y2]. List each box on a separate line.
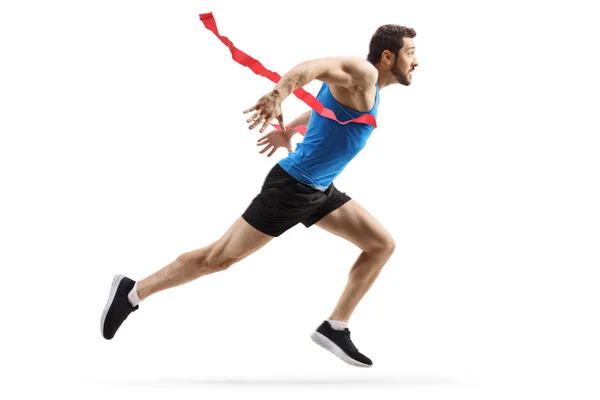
[118, 375, 457, 388]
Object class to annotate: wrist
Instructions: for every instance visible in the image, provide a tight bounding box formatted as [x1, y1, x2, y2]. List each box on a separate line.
[285, 127, 298, 136]
[271, 86, 288, 100]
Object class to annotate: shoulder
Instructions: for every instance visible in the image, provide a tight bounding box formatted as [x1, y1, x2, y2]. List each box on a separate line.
[339, 57, 378, 90]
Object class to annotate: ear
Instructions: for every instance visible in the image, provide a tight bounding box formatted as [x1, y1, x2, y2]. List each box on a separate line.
[381, 50, 395, 67]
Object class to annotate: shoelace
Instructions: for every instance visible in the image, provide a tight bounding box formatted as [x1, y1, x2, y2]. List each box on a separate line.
[342, 329, 359, 352]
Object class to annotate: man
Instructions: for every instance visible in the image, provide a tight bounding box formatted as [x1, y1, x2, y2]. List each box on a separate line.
[101, 23, 418, 368]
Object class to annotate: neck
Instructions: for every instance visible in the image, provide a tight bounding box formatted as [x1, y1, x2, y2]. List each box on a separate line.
[373, 64, 395, 90]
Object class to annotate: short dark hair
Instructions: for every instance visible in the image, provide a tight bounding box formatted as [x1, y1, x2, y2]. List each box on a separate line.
[367, 24, 417, 64]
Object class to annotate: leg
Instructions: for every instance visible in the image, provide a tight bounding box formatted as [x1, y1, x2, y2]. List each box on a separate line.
[135, 162, 327, 300]
[100, 216, 273, 340]
[101, 162, 310, 340]
[315, 199, 396, 322]
[137, 216, 274, 300]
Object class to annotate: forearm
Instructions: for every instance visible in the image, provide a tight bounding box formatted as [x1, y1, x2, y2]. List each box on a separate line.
[272, 60, 325, 99]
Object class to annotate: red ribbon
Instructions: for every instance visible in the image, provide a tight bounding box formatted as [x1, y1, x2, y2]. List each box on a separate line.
[199, 12, 377, 134]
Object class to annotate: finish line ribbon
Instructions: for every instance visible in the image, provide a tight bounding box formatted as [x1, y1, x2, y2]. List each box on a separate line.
[199, 12, 377, 134]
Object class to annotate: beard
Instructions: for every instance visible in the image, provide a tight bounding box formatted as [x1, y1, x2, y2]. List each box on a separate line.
[392, 65, 411, 86]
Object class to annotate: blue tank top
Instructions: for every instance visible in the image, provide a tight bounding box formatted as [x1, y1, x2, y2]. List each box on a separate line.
[278, 82, 380, 191]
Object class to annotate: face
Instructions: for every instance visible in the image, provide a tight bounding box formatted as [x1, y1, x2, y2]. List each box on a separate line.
[389, 38, 418, 86]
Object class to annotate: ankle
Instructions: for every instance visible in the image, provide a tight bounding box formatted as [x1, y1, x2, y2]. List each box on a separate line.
[327, 319, 349, 330]
[128, 281, 143, 306]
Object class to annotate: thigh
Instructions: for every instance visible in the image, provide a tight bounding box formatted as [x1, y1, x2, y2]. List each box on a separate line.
[314, 199, 395, 252]
[302, 184, 352, 228]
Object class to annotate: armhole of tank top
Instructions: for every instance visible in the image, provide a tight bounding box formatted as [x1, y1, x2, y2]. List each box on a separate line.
[317, 82, 328, 96]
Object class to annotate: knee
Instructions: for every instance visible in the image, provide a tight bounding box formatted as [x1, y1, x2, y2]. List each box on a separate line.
[366, 234, 396, 257]
[380, 235, 397, 258]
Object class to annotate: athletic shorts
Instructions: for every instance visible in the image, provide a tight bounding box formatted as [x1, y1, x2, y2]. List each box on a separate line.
[241, 163, 351, 237]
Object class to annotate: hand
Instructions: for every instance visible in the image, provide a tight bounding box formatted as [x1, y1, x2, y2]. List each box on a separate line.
[243, 90, 285, 133]
[256, 128, 295, 157]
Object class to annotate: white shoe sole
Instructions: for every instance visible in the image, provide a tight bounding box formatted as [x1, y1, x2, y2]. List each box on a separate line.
[311, 331, 372, 368]
[100, 274, 125, 338]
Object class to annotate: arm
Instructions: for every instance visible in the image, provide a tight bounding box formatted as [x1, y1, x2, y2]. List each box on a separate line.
[284, 109, 311, 136]
[272, 56, 378, 100]
[244, 57, 376, 133]
[256, 109, 311, 157]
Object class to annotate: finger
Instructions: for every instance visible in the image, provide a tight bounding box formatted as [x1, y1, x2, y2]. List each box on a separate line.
[246, 112, 261, 123]
[248, 108, 269, 129]
[243, 104, 259, 113]
[267, 146, 277, 157]
[277, 116, 286, 131]
[259, 144, 273, 154]
[257, 133, 269, 142]
[249, 117, 265, 130]
[259, 116, 272, 133]
[257, 136, 270, 146]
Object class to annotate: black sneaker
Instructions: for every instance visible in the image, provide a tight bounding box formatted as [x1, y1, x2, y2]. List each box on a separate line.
[311, 321, 373, 367]
[100, 274, 139, 340]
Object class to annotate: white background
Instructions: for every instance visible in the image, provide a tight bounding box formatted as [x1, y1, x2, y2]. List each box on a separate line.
[1, 0, 599, 399]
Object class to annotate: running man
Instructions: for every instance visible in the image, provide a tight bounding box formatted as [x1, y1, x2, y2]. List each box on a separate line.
[101, 23, 418, 368]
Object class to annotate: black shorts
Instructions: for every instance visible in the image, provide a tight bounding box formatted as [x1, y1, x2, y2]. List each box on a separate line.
[241, 163, 351, 237]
